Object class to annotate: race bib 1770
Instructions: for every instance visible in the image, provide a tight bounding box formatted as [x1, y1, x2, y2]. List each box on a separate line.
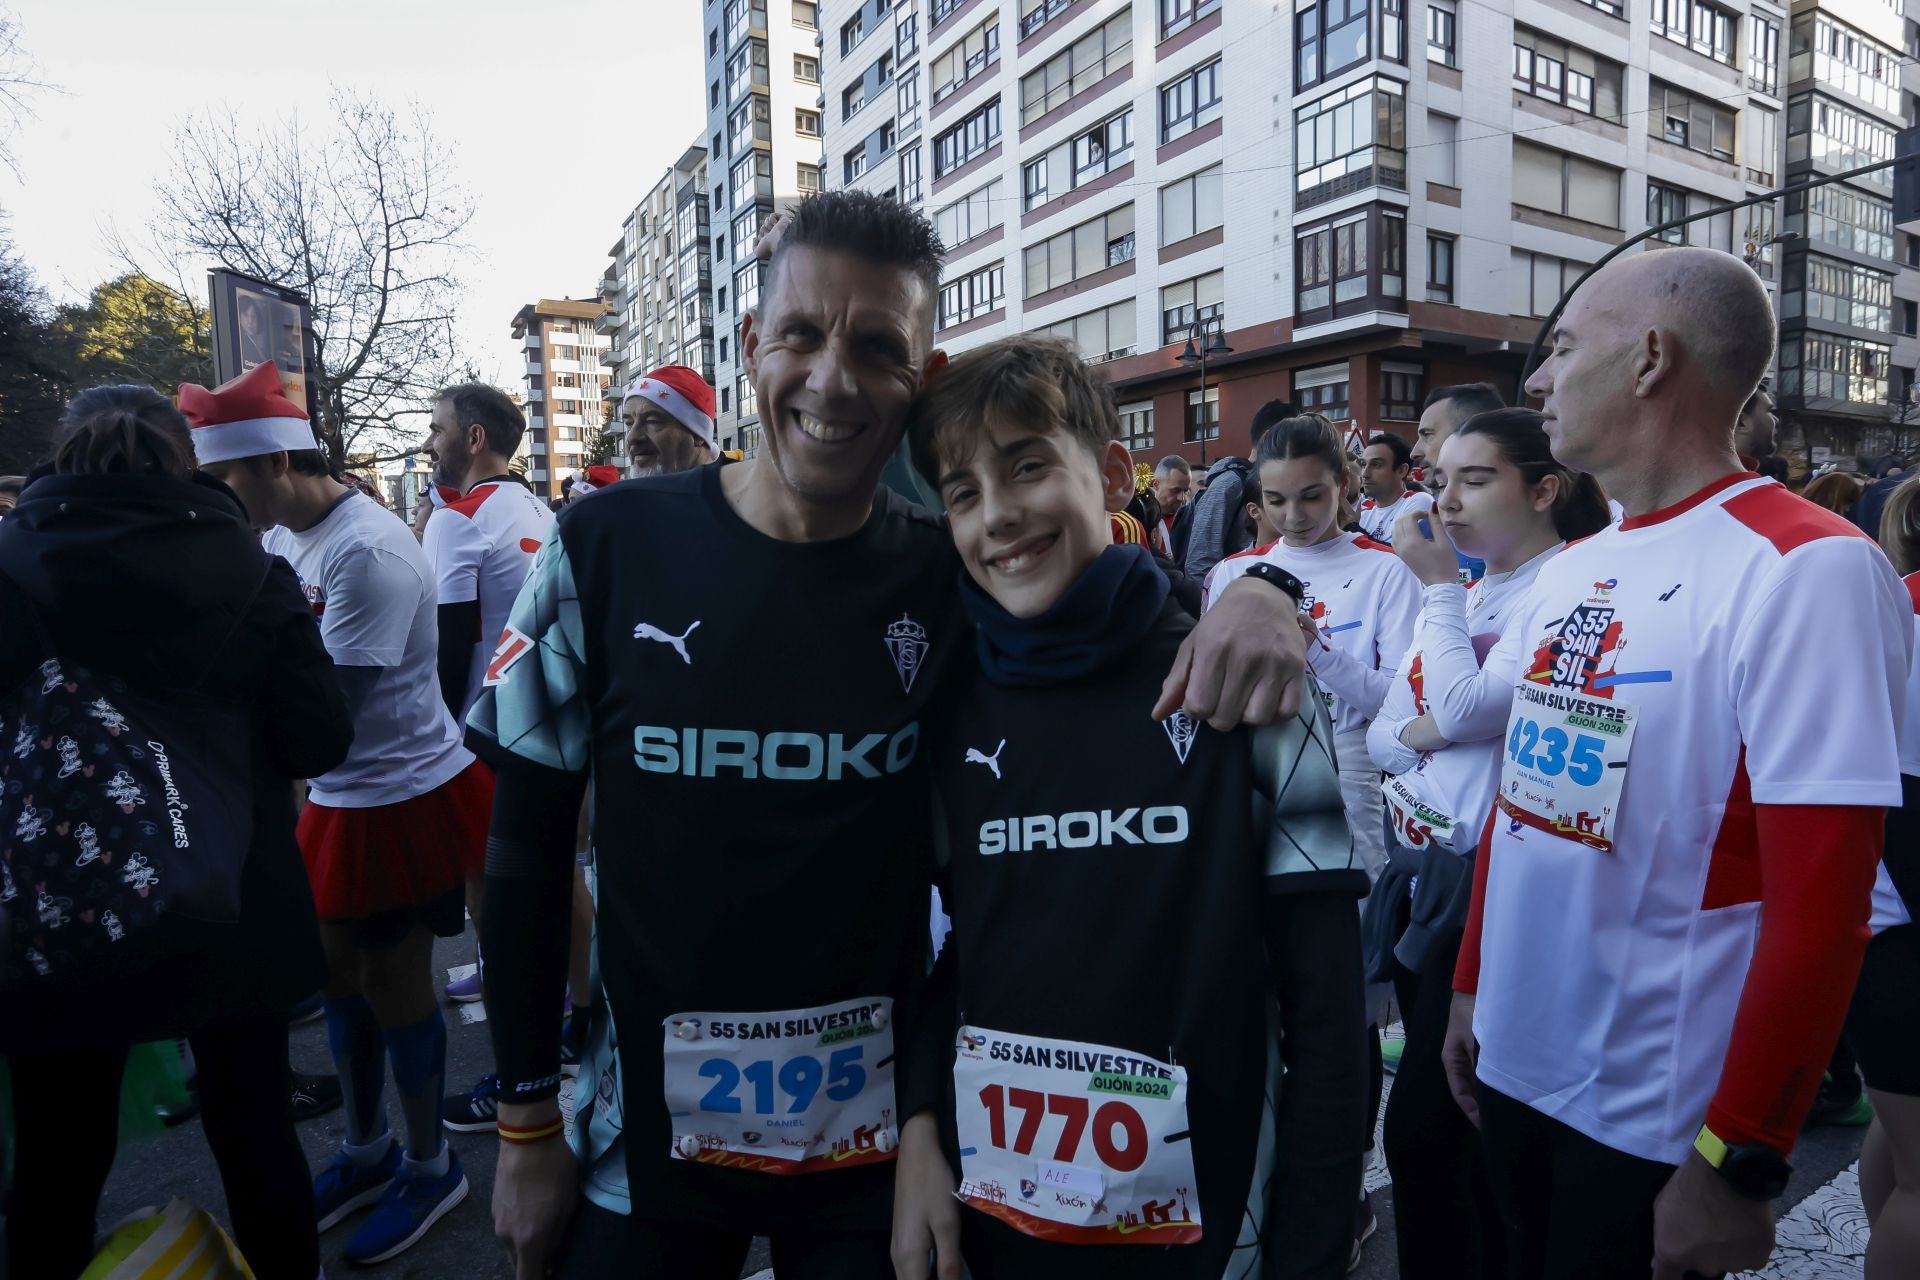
[660, 996, 896, 1175]
[952, 1025, 1201, 1245]
[1495, 683, 1638, 853]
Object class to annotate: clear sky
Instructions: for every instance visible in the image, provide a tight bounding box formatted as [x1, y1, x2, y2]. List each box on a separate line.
[0, 0, 706, 391]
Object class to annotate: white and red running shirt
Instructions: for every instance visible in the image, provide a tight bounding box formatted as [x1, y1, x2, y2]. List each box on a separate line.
[1463, 475, 1909, 1164]
[422, 477, 554, 718]
[265, 490, 473, 808]
[1205, 533, 1422, 737]
[1356, 489, 1435, 546]
[1367, 543, 1563, 844]
[1874, 571, 1920, 934]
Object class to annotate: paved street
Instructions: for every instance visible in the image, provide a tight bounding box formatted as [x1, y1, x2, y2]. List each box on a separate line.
[91, 927, 1871, 1279]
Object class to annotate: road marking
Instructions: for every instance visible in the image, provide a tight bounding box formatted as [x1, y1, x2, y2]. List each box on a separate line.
[1735, 1162, 1867, 1278]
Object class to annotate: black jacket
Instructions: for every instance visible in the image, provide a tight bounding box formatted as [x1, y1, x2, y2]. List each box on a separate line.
[0, 470, 350, 1050]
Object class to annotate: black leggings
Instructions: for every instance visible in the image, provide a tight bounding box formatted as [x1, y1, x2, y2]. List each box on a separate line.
[1475, 1081, 1677, 1280]
[6, 1012, 318, 1280]
[1382, 928, 1505, 1280]
[556, 1198, 892, 1280]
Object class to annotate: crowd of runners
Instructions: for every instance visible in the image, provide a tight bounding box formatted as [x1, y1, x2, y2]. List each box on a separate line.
[0, 191, 1914, 1280]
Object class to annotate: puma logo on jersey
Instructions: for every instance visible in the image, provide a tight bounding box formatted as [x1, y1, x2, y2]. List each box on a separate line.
[634, 620, 700, 664]
[965, 740, 1006, 779]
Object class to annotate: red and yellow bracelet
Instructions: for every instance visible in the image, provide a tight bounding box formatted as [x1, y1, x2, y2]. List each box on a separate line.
[497, 1118, 565, 1145]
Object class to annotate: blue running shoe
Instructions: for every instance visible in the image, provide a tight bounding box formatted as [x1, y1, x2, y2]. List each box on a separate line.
[314, 1140, 401, 1232]
[344, 1149, 469, 1266]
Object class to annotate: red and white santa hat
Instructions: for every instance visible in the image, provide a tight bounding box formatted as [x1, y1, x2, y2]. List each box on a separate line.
[622, 364, 716, 451]
[178, 361, 319, 465]
[572, 464, 623, 495]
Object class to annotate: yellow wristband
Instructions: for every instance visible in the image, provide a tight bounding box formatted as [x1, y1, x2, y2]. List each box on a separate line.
[1693, 1125, 1729, 1168]
[497, 1120, 565, 1145]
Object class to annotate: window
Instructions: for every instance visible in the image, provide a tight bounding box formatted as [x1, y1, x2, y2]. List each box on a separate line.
[725, 0, 766, 47]
[1034, 300, 1138, 362]
[1788, 94, 1897, 191]
[725, 38, 769, 100]
[1575, 0, 1624, 15]
[898, 11, 918, 55]
[1161, 0, 1221, 40]
[934, 99, 1001, 178]
[1295, 204, 1405, 324]
[1649, 81, 1737, 162]
[711, 28, 720, 54]
[734, 259, 764, 315]
[1902, 300, 1917, 337]
[1791, 14, 1902, 116]
[1784, 253, 1895, 331]
[793, 1, 817, 29]
[1647, 182, 1687, 242]
[1426, 0, 1456, 65]
[1295, 364, 1350, 421]
[1118, 402, 1155, 450]
[899, 148, 924, 204]
[720, 387, 730, 414]
[796, 108, 819, 137]
[730, 96, 772, 153]
[1159, 163, 1223, 244]
[1024, 107, 1134, 208]
[1512, 140, 1622, 227]
[1297, 0, 1375, 91]
[1295, 77, 1407, 211]
[1427, 233, 1455, 302]
[1022, 0, 1073, 41]
[1737, 105, 1777, 186]
[711, 80, 721, 109]
[898, 69, 922, 132]
[1510, 250, 1584, 318]
[737, 373, 757, 421]
[1749, 14, 1779, 94]
[1186, 386, 1220, 443]
[1513, 28, 1624, 119]
[938, 260, 1006, 328]
[1024, 205, 1136, 297]
[717, 287, 729, 314]
[841, 10, 866, 54]
[934, 179, 1002, 248]
[1019, 11, 1131, 127]
[794, 54, 819, 82]
[729, 151, 773, 208]
[796, 162, 822, 194]
[1160, 57, 1222, 143]
[932, 16, 1001, 105]
[1907, 232, 1919, 268]
[1160, 270, 1224, 344]
[932, 0, 966, 22]
[730, 205, 766, 259]
[1649, 0, 1736, 67]
[1429, 113, 1457, 186]
[1382, 365, 1424, 420]
[846, 145, 869, 182]
[1779, 332, 1890, 405]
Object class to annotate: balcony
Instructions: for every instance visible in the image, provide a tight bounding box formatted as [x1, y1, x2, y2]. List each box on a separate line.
[550, 358, 584, 374]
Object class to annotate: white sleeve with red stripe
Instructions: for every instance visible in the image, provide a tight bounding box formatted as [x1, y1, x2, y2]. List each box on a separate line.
[1729, 534, 1908, 806]
[421, 501, 485, 606]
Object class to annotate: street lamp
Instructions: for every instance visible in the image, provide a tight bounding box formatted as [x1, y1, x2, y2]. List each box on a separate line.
[1177, 316, 1233, 468]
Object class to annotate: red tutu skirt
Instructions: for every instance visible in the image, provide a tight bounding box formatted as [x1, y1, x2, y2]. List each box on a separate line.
[296, 759, 494, 921]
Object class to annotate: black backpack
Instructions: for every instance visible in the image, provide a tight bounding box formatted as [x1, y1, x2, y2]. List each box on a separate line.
[0, 572, 266, 988]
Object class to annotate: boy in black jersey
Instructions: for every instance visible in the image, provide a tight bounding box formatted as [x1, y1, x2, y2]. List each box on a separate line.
[892, 336, 1370, 1280]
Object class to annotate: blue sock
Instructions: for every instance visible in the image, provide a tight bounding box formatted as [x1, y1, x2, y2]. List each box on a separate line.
[323, 994, 387, 1148]
[384, 1009, 447, 1162]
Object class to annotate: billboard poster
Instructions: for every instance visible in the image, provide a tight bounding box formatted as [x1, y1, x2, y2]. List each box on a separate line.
[208, 270, 317, 418]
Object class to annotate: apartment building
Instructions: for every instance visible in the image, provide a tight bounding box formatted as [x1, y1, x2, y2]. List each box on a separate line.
[510, 297, 614, 503]
[809, 0, 1919, 468]
[599, 143, 718, 468]
[701, 0, 828, 453]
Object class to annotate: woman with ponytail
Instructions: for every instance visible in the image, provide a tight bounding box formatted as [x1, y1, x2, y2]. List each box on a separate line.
[1362, 406, 1609, 1280]
[0, 386, 352, 1278]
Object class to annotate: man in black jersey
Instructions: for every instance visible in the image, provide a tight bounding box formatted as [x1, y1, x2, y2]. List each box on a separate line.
[470, 192, 1310, 1280]
[892, 335, 1367, 1280]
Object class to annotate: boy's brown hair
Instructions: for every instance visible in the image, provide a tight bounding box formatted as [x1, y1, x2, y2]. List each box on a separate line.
[1880, 474, 1920, 576]
[907, 335, 1120, 490]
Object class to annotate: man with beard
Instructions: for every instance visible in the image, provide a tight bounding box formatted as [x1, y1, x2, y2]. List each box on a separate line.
[421, 384, 555, 1119]
[622, 365, 718, 478]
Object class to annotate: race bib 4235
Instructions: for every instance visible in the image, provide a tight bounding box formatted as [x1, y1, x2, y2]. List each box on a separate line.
[1495, 683, 1637, 853]
[952, 1025, 1201, 1245]
[661, 996, 895, 1175]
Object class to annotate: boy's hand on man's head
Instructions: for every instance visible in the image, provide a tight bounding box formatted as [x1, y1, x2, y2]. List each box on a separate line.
[1156, 576, 1307, 728]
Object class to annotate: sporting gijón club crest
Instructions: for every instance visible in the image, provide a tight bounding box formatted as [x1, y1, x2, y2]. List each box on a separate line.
[885, 614, 929, 693]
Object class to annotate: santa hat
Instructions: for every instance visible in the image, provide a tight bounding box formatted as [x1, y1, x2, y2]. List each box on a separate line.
[622, 365, 716, 450]
[572, 464, 622, 495]
[179, 361, 318, 465]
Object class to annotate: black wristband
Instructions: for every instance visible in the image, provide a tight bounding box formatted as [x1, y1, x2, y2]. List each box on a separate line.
[1243, 562, 1306, 605]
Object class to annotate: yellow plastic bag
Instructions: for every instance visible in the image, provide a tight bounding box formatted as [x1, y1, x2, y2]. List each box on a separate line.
[79, 1199, 255, 1280]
